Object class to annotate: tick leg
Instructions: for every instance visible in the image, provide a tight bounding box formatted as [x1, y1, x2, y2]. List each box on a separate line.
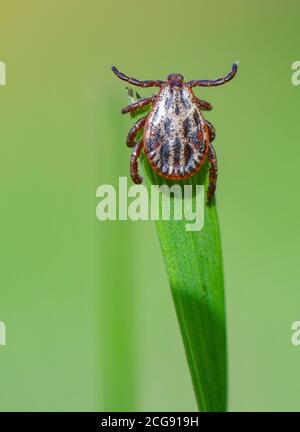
[126, 116, 147, 147]
[112, 66, 164, 88]
[207, 143, 218, 203]
[122, 95, 156, 114]
[195, 97, 213, 111]
[205, 120, 216, 142]
[188, 62, 238, 88]
[130, 140, 143, 184]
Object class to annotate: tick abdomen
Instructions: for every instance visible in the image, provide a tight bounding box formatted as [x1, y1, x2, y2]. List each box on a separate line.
[143, 85, 209, 179]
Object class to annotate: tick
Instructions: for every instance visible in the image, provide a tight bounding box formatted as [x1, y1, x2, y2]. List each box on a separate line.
[112, 63, 238, 202]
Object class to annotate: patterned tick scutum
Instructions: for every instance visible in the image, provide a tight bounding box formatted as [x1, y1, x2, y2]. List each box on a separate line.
[112, 63, 238, 202]
[144, 85, 209, 179]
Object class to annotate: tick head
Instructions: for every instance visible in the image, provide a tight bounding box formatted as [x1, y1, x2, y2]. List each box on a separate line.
[167, 73, 184, 87]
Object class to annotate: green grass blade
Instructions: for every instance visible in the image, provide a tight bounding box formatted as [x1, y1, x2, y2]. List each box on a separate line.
[142, 156, 226, 412]
[126, 89, 227, 411]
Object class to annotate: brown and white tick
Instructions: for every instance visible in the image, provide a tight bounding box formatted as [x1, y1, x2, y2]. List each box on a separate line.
[112, 63, 238, 202]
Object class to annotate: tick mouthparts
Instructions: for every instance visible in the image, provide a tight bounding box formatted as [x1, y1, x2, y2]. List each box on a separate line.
[167, 73, 184, 86]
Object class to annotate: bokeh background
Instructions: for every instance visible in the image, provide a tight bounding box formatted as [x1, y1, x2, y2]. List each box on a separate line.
[0, 0, 300, 411]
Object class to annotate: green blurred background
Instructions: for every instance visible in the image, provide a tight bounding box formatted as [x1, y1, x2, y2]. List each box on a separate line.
[0, 0, 300, 411]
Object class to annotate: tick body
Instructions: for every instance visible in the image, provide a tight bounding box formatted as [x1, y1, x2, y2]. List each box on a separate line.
[112, 64, 238, 202]
[144, 85, 209, 180]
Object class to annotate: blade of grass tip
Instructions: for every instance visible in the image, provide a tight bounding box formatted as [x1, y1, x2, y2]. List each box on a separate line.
[126, 90, 226, 412]
[142, 159, 226, 412]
